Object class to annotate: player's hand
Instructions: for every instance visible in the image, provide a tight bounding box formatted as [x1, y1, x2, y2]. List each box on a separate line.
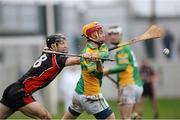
[90, 53, 100, 62]
[103, 68, 109, 75]
[82, 53, 92, 62]
[82, 53, 100, 62]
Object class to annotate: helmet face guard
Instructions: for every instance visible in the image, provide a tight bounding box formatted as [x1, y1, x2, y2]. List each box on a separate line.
[82, 22, 104, 44]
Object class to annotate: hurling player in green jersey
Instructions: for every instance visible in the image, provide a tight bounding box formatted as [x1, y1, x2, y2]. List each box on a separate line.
[62, 22, 115, 120]
[104, 25, 143, 120]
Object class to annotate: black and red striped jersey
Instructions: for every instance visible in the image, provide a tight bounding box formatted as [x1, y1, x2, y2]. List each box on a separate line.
[18, 52, 68, 94]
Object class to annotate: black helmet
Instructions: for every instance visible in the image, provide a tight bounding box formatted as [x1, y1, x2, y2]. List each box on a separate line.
[46, 33, 66, 48]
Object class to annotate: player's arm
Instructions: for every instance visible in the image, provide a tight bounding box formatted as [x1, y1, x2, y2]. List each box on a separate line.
[65, 53, 100, 66]
[104, 50, 129, 75]
[83, 45, 108, 73]
[93, 43, 108, 73]
[81, 54, 104, 74]
[81, 57, 98, 73]
[65, 57, 80, 66]
[104, 64, 127, 75]
[96, 60, 103, 72]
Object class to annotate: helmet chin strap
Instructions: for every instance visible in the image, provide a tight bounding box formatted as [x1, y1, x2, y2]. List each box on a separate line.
[52, 43, 58, 51]
[55, 44, 58, 51]
[87, 38, 103, 47]
[87, 32, 103, 47]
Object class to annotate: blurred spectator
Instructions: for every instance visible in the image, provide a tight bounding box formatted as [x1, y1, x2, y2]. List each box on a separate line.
[144, 39, 156, 59]
[59, 66, 80, 112]
[135, 60, 159, 119]
[162, 29, 174, 59]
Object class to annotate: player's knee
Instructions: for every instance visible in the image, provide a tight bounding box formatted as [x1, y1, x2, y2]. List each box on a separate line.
[39, 111, 52, 119]
[107, 113, 115, 120]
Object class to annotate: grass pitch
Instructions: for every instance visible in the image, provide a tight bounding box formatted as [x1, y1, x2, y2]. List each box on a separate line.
[9, 99, 180, 119]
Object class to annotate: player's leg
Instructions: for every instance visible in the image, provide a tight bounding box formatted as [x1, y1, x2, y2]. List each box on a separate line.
[19, 101, 52, 119]
[106, 113, 115, 120]
[93, 107, 115, 120]
[118, 84, 143, 119]
[131, 100, 143, 119]
[1, 82, 51, 119]
[62, 92, 82, 119]
[82, 93, 115, 120]
[134, 83, 147, 117]
[62, 107, 81, 119]
[0, 103, 15, 118]
[118, 86, 134, 119]
[135, 96, 145, 116]
[119, 104, 134, 119]
[0, 83, 18, 119]
[131, 85, 144, 119]
[149, 84, 159, 119]
[150, 98, 159, 119]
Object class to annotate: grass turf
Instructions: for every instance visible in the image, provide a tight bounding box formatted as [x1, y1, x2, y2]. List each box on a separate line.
[9, 99, 180, 119]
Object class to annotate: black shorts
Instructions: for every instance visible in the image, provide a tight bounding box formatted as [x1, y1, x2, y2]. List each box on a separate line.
[142, 83, 154, 98]
[0, 82, 35, 110]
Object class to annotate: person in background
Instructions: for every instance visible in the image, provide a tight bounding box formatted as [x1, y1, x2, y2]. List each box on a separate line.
[135, 59, 159, 119]
[162, 29, 174, 59]
[104, 25, 143, 120]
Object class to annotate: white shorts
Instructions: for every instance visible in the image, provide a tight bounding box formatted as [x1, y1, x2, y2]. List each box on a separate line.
[118, 84, 143, 104]
[69, 92, 110, 115]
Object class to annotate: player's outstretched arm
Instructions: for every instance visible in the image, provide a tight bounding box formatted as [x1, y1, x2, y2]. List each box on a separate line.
[65, 53, 98, 66]
[65, 57, 80, 66]
[103, 64, 127, 75]
[96, 61, 103, 72]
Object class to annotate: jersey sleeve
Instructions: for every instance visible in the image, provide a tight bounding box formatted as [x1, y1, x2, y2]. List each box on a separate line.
[55, 54, 68, 68]
[99, 43, 109, 59]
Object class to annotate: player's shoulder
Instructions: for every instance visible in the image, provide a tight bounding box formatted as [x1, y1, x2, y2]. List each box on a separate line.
[42, 52, 51, 57]
[122, 45, 134, 54]
[124, 45, 132, 50]
[83, 44, 94, 54]
[41, 52, 64, 62]
[81, 45, 88, 54]
[116, 45, 130, 52]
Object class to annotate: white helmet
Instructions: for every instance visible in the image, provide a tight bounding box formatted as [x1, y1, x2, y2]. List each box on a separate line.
[108, 25, 123, 34]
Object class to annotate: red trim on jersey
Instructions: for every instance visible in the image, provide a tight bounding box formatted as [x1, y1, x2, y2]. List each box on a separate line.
[54, 54, 60, 69]
[23, 54, 59, 93]
[23, 95, 35, 104]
